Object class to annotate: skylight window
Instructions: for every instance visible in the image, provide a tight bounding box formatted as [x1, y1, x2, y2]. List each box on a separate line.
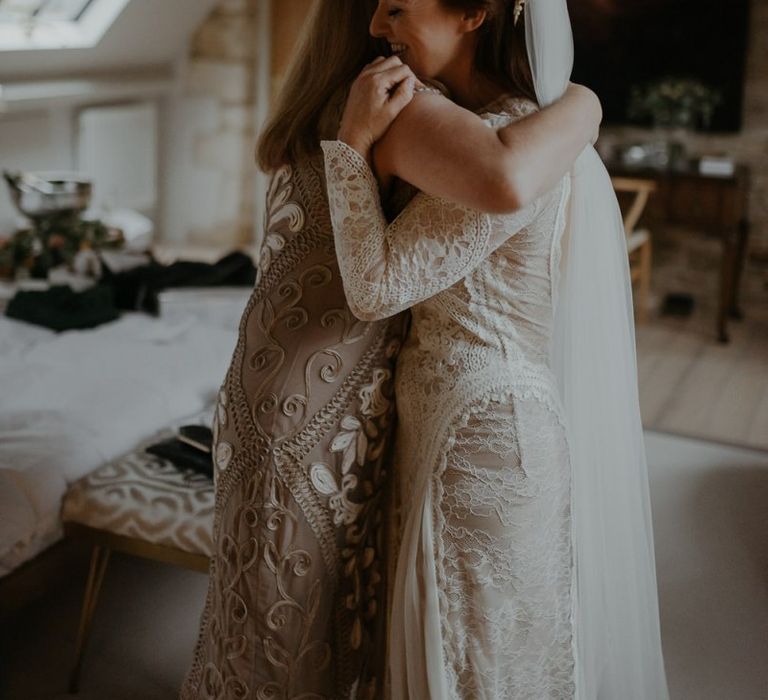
[0, 0, 130, 50]
[0, 0, 94, 24]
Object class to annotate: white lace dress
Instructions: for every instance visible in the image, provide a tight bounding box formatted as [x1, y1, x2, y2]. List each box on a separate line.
[321, 96, 576, 699]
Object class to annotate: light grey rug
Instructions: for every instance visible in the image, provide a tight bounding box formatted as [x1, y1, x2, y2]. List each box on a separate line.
[1, 431, 766, 699]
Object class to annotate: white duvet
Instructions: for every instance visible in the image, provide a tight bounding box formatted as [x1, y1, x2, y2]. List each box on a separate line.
[0, 308, 242, 577]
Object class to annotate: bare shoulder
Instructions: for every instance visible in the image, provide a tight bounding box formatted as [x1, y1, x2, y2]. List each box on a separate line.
[369, 91, 544, 212]
[372, 91, 494, 181]
[377, 91, 539, 157]
[385, 90, 469, 135]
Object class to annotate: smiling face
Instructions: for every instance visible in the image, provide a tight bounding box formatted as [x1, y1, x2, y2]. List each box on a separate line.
[369, 0, 481, 81]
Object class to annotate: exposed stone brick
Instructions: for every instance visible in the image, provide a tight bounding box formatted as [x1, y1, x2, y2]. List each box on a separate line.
[185, 60, 252, 105]
[182, 0, 261, 246]
[191, 13, 258, 62]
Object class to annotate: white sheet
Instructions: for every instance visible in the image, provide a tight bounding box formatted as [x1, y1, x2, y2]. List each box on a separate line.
[0, 307, 243, 576]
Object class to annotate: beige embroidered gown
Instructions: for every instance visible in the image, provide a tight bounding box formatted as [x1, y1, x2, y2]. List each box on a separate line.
[321, 96, 576, 699]
[179, 158, 407, 700]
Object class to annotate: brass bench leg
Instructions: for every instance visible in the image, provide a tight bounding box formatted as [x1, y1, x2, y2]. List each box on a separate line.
[69, 544, 111, 693]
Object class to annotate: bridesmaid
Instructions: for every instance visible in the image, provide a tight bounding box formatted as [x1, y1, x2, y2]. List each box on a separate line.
[180, 0, 600, 697]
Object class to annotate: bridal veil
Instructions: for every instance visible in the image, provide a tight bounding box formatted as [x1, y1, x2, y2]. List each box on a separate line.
[527, 1, 671, 697]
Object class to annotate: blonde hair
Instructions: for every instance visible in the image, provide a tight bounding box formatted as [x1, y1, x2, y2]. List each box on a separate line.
[257, 0, 384, 172]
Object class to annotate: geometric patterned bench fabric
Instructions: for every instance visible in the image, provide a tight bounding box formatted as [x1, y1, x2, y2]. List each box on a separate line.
[61, 433, 214, 558]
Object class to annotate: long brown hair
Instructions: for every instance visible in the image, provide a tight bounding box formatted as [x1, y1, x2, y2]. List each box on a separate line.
[441, 0, 537, 103]
[257, 0, 385, 172]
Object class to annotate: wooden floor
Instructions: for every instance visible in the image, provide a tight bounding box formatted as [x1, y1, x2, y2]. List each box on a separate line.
[636, 300, 768, 451]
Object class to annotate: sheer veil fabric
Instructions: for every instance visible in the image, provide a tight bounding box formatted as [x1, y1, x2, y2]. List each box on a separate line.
[527, 1, 671, 697]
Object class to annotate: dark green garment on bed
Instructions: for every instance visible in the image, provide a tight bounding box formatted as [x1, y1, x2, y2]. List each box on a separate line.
[4, 251, 257, 331]
[5, 284, 120, 332]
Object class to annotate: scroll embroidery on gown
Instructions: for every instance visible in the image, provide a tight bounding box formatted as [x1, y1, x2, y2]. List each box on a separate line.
[321, 96, 577, 699]
[179, 156, 407, 700]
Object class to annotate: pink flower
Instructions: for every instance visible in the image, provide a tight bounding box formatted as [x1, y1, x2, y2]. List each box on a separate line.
[49, 234, 66, 249]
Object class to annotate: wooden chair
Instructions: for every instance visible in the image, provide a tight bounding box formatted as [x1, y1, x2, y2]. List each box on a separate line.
[611, 177, 657, 324]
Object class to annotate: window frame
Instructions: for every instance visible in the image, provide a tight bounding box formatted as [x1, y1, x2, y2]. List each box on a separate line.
[0, 0, 130, 51]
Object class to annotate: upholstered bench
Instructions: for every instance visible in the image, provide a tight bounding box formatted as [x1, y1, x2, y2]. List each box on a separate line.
[61, 427, 214, 693]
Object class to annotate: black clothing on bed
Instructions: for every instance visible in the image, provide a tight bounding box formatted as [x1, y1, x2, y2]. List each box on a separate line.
[5, 284, 119, 331]
[102, 250, 256, 314]
[4, 251, 256, 331]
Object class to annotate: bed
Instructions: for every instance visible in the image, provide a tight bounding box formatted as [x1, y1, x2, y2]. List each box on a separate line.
[0, 288, 249, 577]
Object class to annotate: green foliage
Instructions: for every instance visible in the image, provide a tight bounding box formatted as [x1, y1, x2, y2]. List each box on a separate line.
[0, 215, 122, 279]
[628, 78, 722, 130]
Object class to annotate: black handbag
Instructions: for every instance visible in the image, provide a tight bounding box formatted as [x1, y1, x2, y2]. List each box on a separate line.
[145, 425, 214, 479]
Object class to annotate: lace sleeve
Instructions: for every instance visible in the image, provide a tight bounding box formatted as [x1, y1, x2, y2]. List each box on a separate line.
[320, 139, 550, 321]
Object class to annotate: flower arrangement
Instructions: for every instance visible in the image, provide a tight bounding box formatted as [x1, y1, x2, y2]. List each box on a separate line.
[628, 78, 722, 130]
[0, 215, 123, 280]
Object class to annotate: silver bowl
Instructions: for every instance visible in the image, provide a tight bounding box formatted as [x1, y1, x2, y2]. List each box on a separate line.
[3, 170, 92, 220]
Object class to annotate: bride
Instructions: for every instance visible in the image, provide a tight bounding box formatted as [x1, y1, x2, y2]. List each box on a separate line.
[322, 0, 670, 697]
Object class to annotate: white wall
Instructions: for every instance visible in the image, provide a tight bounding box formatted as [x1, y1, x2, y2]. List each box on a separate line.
[78, 102, 158, 212]
[0, 0, 272, 249]
[160, 88, 224, 244]
[0, 108, 75, 232]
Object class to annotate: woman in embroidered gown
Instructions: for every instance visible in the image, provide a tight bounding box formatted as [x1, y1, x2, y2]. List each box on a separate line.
[179, 1, 603, 698]
[321, 0, 670, 698]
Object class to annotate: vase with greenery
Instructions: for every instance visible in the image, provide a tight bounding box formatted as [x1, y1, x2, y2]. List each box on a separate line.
[627, 77, 722, 169]
[629, 77, 722, 130]
[0, 215, 123, 280]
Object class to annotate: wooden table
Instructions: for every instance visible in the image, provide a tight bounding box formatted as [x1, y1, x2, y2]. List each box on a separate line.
[607, 162, 751, 343]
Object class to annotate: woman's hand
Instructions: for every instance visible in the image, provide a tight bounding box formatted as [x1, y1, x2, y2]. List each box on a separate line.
[338, 56, 419, 159]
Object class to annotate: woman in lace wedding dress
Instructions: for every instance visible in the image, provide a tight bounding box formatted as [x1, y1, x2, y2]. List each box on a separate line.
[179, 1, 602, 698]
[325, 95, 576, 700]
[322, 0, 670, 698]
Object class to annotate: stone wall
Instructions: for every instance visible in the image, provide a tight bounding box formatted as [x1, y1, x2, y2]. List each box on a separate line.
[596, 0, 768, 309]
[171, 0, 313, 247]
[174, 0, 261, 246]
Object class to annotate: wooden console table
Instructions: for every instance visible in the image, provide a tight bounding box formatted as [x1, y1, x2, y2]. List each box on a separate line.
[607, 162, 751, 343]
